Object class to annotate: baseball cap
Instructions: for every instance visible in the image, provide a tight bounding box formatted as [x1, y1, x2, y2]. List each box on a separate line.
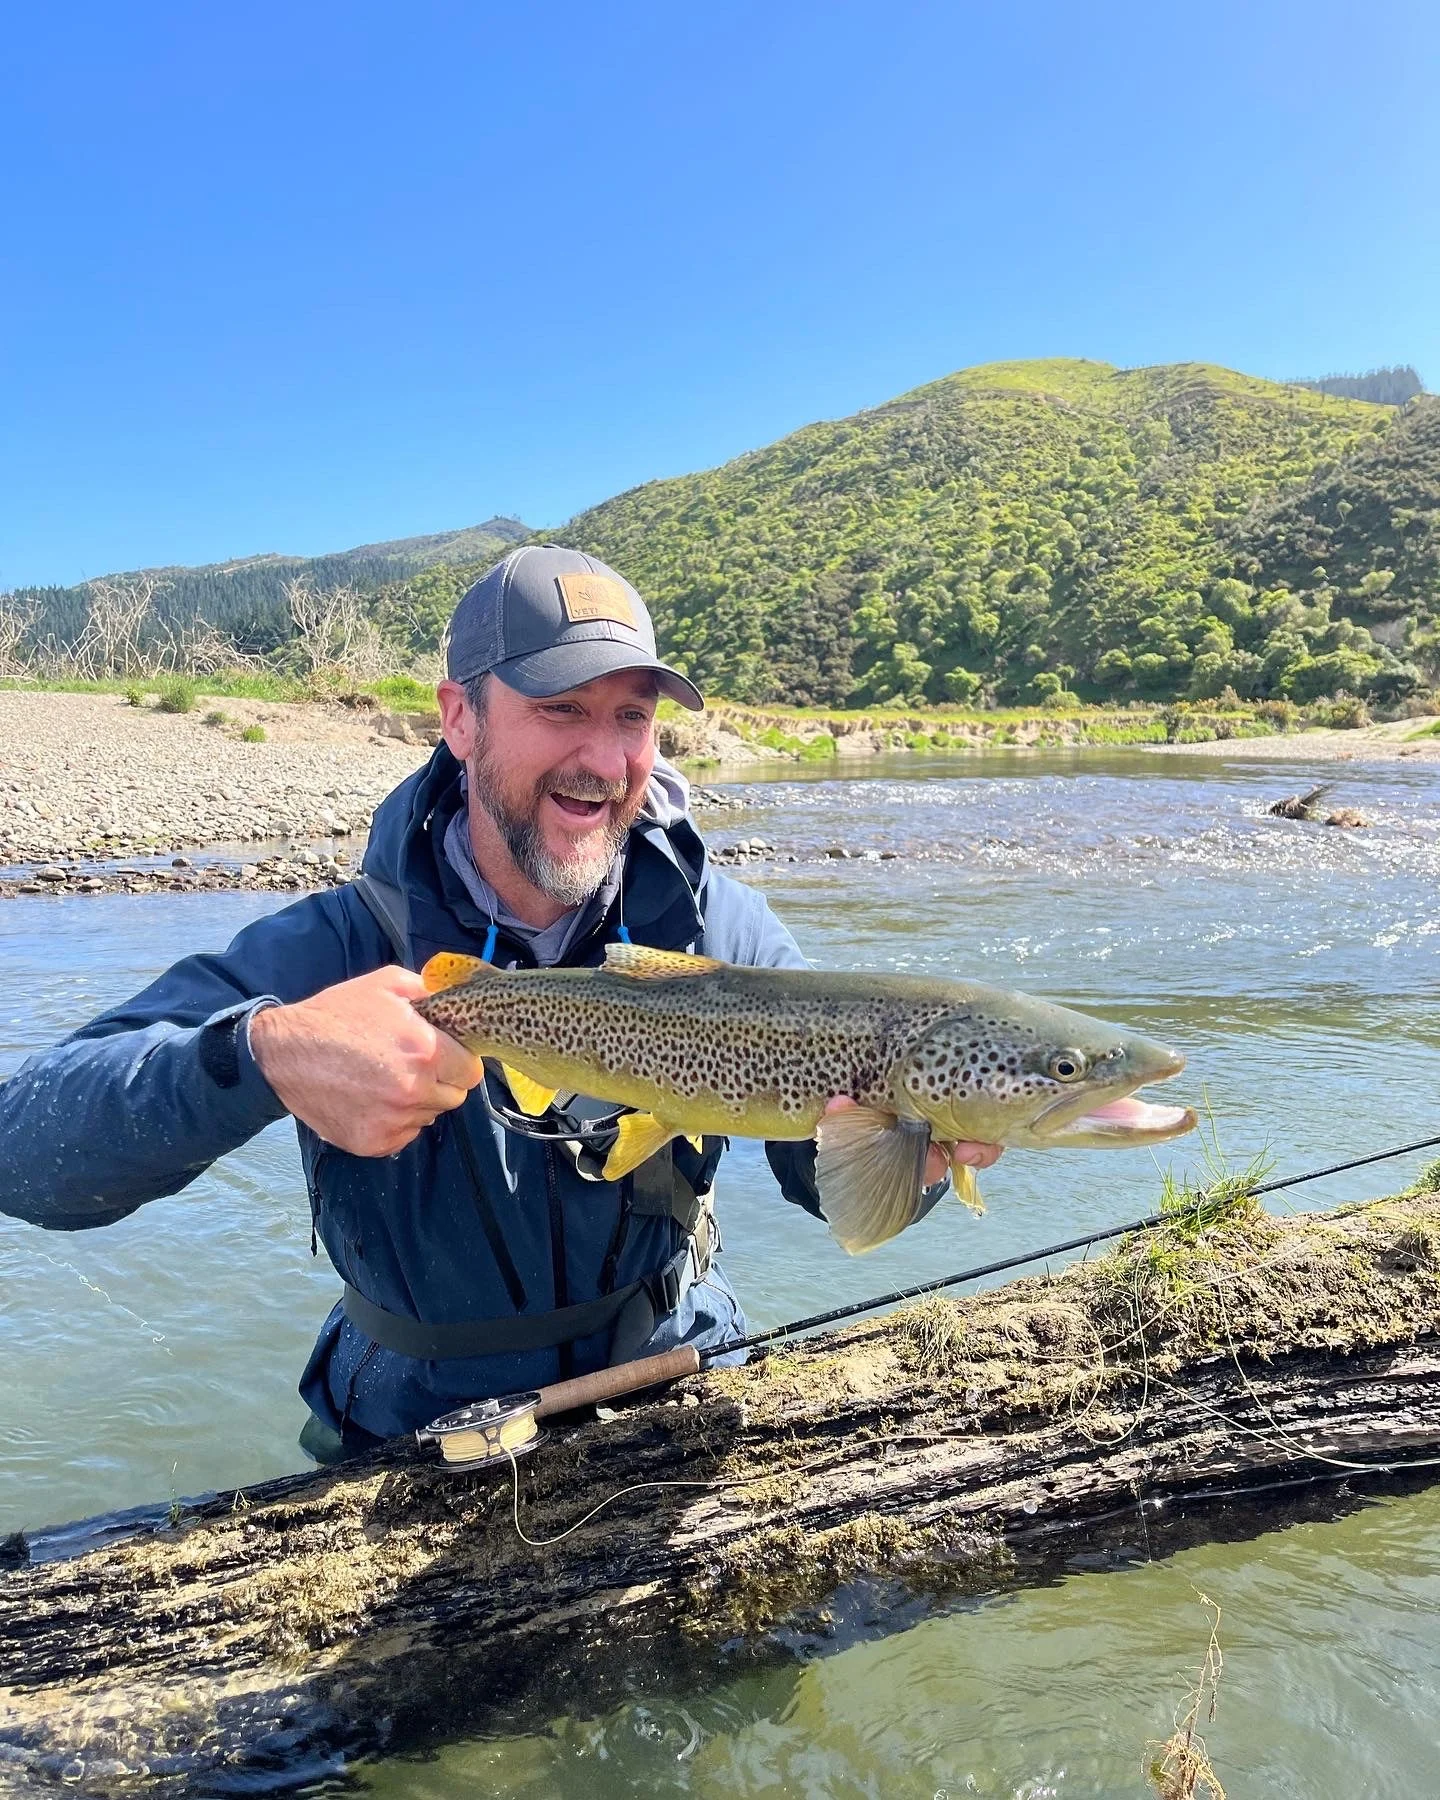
[446, 545, 704, 711]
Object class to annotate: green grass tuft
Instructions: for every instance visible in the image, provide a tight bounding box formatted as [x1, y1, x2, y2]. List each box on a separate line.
[155, 676, 197, 714]
[239, 724, 267, 742]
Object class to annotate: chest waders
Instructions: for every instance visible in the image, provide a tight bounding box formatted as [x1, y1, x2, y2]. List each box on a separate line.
[337, 873, 718, 1368]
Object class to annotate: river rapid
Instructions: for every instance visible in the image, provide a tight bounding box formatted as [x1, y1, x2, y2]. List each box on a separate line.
[2, 747, 1439, 1797]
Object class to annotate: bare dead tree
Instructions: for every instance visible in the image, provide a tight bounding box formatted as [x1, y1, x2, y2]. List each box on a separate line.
[72, 574, 169, 677]
[0, 593, 40, 680]
[283, 576, 390, 683]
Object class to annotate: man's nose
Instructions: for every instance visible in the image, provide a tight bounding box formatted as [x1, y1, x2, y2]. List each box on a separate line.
[574, 723, 630, 785]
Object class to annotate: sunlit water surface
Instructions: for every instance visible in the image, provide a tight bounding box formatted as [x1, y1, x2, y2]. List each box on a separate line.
[3, 748, 1439, 1796]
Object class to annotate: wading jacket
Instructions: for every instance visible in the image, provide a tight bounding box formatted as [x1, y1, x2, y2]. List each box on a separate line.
[0, 747, 830, 1441]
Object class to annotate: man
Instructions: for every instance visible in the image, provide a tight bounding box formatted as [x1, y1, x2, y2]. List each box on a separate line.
[1, 547, 1000, 1449]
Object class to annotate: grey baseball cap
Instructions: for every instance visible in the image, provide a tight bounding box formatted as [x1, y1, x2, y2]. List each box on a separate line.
[446, 545, 704, 711]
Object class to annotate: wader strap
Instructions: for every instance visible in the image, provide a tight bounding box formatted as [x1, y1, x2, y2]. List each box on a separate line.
[342, 1279, 644, 1360]
[340, 1175, 718, 1365]
[351, 873, 412, 968]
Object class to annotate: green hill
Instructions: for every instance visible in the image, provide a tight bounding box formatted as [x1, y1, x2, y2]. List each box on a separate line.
[17, 517, 530, 657]
[15, 361, 1438, 708]
[558, 360, 1430, 706]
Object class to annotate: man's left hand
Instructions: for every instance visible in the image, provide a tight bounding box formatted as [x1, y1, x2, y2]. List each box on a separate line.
[821, 1096, 1003, 1186]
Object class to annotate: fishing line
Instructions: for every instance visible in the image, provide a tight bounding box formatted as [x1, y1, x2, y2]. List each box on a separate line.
[500, 1440, 843, 1547]
[719, 1131, 1440, 1357]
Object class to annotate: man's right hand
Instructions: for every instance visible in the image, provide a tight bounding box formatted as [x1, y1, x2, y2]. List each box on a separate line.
[248, 967, 485, 1157]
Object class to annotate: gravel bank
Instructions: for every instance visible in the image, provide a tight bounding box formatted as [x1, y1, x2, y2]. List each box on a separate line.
[1145, 718, 1440, 762]
[0, 691, 430, 867]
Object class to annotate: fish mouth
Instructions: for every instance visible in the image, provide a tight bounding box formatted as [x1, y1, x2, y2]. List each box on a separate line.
[1051, 1093, 1198, 1141]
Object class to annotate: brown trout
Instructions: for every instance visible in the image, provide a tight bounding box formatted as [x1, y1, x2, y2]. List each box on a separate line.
[415, 944, 1196, 1253]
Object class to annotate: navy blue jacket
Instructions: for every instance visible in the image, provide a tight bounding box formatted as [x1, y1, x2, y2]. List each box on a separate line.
[0, 749, 829, 1440]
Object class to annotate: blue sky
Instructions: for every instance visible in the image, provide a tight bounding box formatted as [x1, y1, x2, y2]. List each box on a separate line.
[4, 0, 1437, 588]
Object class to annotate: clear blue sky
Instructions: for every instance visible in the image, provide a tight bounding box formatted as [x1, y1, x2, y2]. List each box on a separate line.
[4, 0, 1437, 589]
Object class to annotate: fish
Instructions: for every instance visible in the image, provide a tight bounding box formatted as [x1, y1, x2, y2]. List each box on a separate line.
[414, 944, 1196, 1254]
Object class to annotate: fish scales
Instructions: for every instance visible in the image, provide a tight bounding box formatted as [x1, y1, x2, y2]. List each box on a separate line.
[414, 943, 1196, 1254]
[424, 962, 959, 1133]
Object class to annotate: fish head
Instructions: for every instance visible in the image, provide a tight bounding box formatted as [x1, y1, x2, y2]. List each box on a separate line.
[900, 989, 1196, 1150]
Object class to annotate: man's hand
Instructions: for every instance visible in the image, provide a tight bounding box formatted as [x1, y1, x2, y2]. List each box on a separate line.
[821, 1096, 1003, 1187]
[248, 967, 485, 1157]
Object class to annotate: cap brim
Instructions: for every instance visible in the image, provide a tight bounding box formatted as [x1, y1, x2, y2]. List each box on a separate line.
[492, 641, 705, 711]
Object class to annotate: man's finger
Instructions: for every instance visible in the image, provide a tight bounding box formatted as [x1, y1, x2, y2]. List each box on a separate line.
[951, 1142, 1004, 1170]
[432, 1036, 486, 1091]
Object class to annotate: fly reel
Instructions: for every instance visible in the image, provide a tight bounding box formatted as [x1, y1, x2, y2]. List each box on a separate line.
[416, 1393, 543, 1471]
[415, 1344, 705, 1474]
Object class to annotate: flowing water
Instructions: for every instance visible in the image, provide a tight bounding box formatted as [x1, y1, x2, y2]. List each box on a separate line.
[3, 747, 1439, 1796]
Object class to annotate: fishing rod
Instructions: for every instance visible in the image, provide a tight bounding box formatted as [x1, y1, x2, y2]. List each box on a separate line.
[419, 1130, 1440, 1470]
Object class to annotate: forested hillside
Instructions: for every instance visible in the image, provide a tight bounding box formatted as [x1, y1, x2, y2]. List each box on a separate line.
[557, 360, 1433, 705]
[12, 362, 1437, 709]
[16, 518, 529, 657]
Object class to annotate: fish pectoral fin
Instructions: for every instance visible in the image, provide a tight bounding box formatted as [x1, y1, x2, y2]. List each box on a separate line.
[602, 1112, 682, 1181]
[814, 1107, 932, 1254]
[686, 1133, 705, 1153]
[948, 1158, 986, 1216]
[602, 944, 726, 980]
[421, 952, 494, 994]
[500, 1064, 560, 1118]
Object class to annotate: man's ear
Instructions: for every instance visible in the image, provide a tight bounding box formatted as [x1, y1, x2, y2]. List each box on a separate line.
[435, 680, 477, 762]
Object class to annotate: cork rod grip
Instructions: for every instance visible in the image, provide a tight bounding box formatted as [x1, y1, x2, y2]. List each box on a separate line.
[534, 1345, 702, 1418]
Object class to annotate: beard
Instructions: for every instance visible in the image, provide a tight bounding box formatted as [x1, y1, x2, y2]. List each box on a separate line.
[469, 730, 645, 908]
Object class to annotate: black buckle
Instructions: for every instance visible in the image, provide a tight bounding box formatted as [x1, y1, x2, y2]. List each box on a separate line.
[647, 1256, 684, 1316]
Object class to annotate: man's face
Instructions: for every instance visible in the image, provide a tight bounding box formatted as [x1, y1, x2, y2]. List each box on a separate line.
[439, 669, 659, 908]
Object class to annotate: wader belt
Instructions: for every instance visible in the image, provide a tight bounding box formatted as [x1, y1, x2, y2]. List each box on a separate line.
[341, 1155, 715, 1363]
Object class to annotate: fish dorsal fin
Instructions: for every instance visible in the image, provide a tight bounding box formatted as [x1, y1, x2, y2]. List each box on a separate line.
[814, 1106, 931, 1254]
[501, 1065, 560, 1118]
[602, 944, 725, 981]
[421, 952, 495, 994]
[602, 1111, 680, 1180]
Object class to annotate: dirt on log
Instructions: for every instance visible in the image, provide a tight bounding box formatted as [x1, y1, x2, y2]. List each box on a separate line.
[3, 1186, 1440, 1792]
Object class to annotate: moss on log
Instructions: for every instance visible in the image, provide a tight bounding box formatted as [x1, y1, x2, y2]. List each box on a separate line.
[3, 1187, 1440, 1791]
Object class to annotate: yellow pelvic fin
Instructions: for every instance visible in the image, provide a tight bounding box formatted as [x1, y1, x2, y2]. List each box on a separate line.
[949, 1159, 986, 1216]
[501, 1064, 560, 1118]
[421, 952, 494, 994]
[602, 1111, 681, 1181]
[601, 943, 726, 981]
[686, 1133, 705, 1153]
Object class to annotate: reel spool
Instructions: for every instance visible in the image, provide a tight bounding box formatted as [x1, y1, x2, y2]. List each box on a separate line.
[416, 1392, 542, 1471]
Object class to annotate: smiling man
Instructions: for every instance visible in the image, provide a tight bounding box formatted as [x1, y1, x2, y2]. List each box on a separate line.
[1, 546, 999, 1452]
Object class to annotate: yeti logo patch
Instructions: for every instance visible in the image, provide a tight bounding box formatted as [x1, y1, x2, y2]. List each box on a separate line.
[556, 573, 637, 627]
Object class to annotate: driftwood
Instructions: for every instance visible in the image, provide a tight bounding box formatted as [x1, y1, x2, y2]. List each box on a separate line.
[1267, 782, 1333, 820]
[3, 1187, 1440, 1792]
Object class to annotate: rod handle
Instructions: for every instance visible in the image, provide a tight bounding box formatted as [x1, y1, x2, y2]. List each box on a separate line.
[534, 1345, 702, 1419]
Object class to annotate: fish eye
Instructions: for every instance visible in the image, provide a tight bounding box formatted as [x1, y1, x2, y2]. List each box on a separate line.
[1047, 1049, 1090, 1082]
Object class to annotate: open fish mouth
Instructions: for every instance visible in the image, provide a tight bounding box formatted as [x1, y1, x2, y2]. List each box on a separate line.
[1047, 1092, 1197, 1142]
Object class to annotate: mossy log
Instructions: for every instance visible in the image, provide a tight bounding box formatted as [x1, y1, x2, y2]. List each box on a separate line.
[4, 1189, 1440, 1791]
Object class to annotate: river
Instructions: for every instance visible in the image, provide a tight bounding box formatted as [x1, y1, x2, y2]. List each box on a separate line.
[2, 747, 1439, 1796]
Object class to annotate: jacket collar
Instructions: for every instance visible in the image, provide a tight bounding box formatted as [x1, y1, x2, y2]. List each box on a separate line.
[365, 746, 706, 969]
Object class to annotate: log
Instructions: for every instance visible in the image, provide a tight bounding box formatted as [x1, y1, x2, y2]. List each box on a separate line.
[3, 1187, 1440, 1791]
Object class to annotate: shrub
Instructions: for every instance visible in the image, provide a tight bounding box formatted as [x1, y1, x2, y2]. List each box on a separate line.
[203, 709, 228, 726]
[155, 676, 197, 714]
[1255, 699, 1300, 730]
[240, 724, 267, 743]
[123, 684, 147, 707]
[1309, 693, 1371, 730]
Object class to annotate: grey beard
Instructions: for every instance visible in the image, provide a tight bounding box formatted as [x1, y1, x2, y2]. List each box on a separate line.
[470, 747, 631, 908]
